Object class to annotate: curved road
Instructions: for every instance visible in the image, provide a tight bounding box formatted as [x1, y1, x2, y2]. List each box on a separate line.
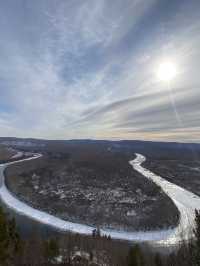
[0, 153, 199, 244]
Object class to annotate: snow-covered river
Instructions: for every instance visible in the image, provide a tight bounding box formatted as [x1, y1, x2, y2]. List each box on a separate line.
[0, 153, 199, 244]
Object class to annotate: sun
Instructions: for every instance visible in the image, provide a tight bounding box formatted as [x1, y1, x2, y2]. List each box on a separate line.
[156, 60, 177, 82]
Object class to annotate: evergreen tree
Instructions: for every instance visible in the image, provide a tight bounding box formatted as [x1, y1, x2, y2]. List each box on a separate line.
[0, 207, 21, 265]
[8, 217, 21, 253]
[154, 253, 163, 266]
[92, 229, 97, 238]
[0, 207, 10, 264]
[44, 238, 60, 263]
[96, 227, 101, 238]
[127, 244, 145, 266]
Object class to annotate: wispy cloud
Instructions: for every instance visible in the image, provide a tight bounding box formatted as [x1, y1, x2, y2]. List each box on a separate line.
[0, 0, 200, 142]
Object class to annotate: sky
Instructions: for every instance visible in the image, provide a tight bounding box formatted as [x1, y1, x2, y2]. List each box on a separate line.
[0, 0, 200, 142]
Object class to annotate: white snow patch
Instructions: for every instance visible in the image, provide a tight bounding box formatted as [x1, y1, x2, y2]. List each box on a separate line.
[127, 210, 136, 217]
[11, 151, 24, 159]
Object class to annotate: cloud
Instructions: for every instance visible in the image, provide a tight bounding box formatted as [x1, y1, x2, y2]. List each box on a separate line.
[0, 0, 200, 142]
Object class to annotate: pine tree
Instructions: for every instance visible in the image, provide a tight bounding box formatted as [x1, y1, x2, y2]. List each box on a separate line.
[44, 238, 60, 263]
[92, 229, 97, 238]
[8, 217, 21, 253]
[154, 253, 163, 266]
[0, 207, 10, 264]
[0, 207, 21, 265]
[127, 244, 145, 266]
[96, 227, 101, 238]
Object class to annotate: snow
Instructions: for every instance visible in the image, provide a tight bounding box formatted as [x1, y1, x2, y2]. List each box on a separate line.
[0, 153, 199, 244]
[11, 151, 24, 159]
[127, 210, 136, 217]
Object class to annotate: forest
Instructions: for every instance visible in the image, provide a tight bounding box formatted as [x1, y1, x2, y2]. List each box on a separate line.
[0, 206, 200, 266]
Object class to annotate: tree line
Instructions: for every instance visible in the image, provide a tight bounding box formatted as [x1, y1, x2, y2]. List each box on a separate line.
[0, 206, 200, 265]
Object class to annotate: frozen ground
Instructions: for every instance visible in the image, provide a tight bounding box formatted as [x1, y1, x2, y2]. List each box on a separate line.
[11, 151, 24, 159]
[0, 153, 199, 244]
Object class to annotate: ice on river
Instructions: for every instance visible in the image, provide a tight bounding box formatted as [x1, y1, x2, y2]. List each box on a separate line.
[0, 153, 199, 244]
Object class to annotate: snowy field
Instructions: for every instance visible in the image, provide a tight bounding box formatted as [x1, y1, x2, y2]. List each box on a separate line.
[11, 151, 24, 159]
[0, 153, 199, 244]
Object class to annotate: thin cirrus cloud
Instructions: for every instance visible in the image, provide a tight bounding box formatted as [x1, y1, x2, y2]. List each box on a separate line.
[0, 0, 200, 142]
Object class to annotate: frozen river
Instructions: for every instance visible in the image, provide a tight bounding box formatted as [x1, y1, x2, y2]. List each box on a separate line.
[0, 153, 199, 244]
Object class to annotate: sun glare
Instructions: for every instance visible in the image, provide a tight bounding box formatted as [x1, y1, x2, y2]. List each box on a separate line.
[156, 61, 177, 82]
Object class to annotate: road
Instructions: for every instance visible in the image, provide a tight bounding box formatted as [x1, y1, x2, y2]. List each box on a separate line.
[0, 153, 199, 244]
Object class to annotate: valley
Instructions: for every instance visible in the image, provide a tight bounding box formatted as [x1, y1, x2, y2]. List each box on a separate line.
[1, 138, 200, 243]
